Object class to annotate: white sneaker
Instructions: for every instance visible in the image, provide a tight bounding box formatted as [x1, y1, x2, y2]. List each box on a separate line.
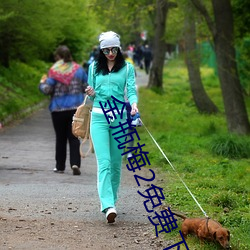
[105, 207, 117, 223]
[127, 152, 133, 159]
[53, 168, 64, 173]
[72, 165, 81, 175]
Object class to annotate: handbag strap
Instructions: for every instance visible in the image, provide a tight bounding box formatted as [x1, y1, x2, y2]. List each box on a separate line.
[79, 136, 94, 158]
[79, 100, 93, 158]
[83, 94, 88, 105]
[79, 111, 94, 158]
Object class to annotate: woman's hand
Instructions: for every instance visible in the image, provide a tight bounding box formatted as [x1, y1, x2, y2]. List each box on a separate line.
[40, 74, 47, 83]
[85, 86, 96, 97]
[131, 103, 138, 116]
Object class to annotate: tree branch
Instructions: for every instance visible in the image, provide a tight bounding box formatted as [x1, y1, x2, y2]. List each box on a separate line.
[167, 1, 178, 9]
[190, 0, 216, 37]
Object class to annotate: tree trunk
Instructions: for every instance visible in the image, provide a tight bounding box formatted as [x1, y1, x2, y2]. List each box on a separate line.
[190, 0, 250, 134]
[212, 0, 250, 134]
[147, 0, 168, 89]
[184, 3, 218, 114]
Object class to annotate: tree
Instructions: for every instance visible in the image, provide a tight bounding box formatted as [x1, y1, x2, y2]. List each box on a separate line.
[232, 0, 250, 96]
[184, 1, 218, 114]
[0, 0, 58, 66]
[190, 0, 250, 134]
[148, 0, 177, 89]
[0, 0, 98, 66]
[91, 0, 156, 48]
[232, 0, 250, 40]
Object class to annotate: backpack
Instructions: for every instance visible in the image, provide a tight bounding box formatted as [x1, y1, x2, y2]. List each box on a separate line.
[72, 95, 94, 158]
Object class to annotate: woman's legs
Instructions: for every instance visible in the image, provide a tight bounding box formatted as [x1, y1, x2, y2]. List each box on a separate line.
[51, 112, 67, 171]
[110, 131, 123, 205]
[67, 110, 81, 168]
[51, 110, 80, 171]
[91, 112, 124, 212]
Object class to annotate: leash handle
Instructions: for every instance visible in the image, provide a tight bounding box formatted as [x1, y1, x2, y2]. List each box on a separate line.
[139, 118, 209, 218]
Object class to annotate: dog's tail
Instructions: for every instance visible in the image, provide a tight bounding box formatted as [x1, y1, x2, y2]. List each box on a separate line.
[161, 205, 187, 220]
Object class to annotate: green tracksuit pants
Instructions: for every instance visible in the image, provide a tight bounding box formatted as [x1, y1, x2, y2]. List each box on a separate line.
[90, 111, 126, 212]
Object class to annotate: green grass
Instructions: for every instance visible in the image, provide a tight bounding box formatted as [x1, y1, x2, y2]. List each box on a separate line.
[0, 60, 50, 123]
[137, 58, 250, 249]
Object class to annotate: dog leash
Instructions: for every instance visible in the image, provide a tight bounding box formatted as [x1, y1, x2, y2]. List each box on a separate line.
[139, 118, 209, 218]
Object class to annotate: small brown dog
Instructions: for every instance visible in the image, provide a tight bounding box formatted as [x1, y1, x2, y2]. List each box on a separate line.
[163, 207, 231, 249]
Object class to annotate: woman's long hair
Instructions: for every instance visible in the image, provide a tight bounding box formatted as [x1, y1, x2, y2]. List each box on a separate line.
[95, 48, 126, 75]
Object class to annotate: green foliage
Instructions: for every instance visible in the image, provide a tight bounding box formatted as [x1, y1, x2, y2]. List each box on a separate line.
[210, 192, 238, 210]
[0, 60, 49, 122]
[165, 0, 212, 44]
[92, 0, 156, 46]
[236, 37, 250, 95]
[0, 0, 100, 66]
[138, 58, 250, 249]
[210, 134, 250, 159]
[165, 1, 184, 44]
[232, 0, 250, 39]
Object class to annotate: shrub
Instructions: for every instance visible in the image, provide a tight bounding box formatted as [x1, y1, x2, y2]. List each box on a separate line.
[210, 135, 250, 159]
[210, 192, 237, 209]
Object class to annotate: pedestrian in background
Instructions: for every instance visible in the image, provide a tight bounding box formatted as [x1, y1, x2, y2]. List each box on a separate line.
[134, 44, 144, 69]
[85, 31, 138, 223]
[143, 44, 153, 74]
[84, 46, 99, 72]
[39, 45, 88, 175]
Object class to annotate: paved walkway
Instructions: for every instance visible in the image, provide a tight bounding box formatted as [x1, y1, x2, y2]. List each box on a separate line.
[135, 68, 149, 88]
[0, 102, 147, 223]
[0, 67, 149, 219]
[0, 71, 173, 249]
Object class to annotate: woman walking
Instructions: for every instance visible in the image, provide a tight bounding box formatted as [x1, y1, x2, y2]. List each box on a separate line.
[39, 45, 88, 175]
[85, 31, 138, 223]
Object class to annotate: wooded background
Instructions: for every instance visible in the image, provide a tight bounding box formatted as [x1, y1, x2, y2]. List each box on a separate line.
[0, 0, 249, 134]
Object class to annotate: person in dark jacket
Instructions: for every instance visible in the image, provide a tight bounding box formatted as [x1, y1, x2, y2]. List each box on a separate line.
[143, 44, 153, 74]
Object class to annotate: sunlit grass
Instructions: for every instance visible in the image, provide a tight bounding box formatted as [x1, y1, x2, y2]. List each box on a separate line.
[138, 58, 250, 250]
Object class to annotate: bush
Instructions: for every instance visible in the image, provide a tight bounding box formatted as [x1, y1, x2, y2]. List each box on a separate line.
[0, 60, 49, 123]
[210, 192, 237, 209]
[210, 135, 250, 159]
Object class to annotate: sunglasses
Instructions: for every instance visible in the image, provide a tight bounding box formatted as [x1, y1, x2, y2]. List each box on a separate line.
[102, 47, 119, 55]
